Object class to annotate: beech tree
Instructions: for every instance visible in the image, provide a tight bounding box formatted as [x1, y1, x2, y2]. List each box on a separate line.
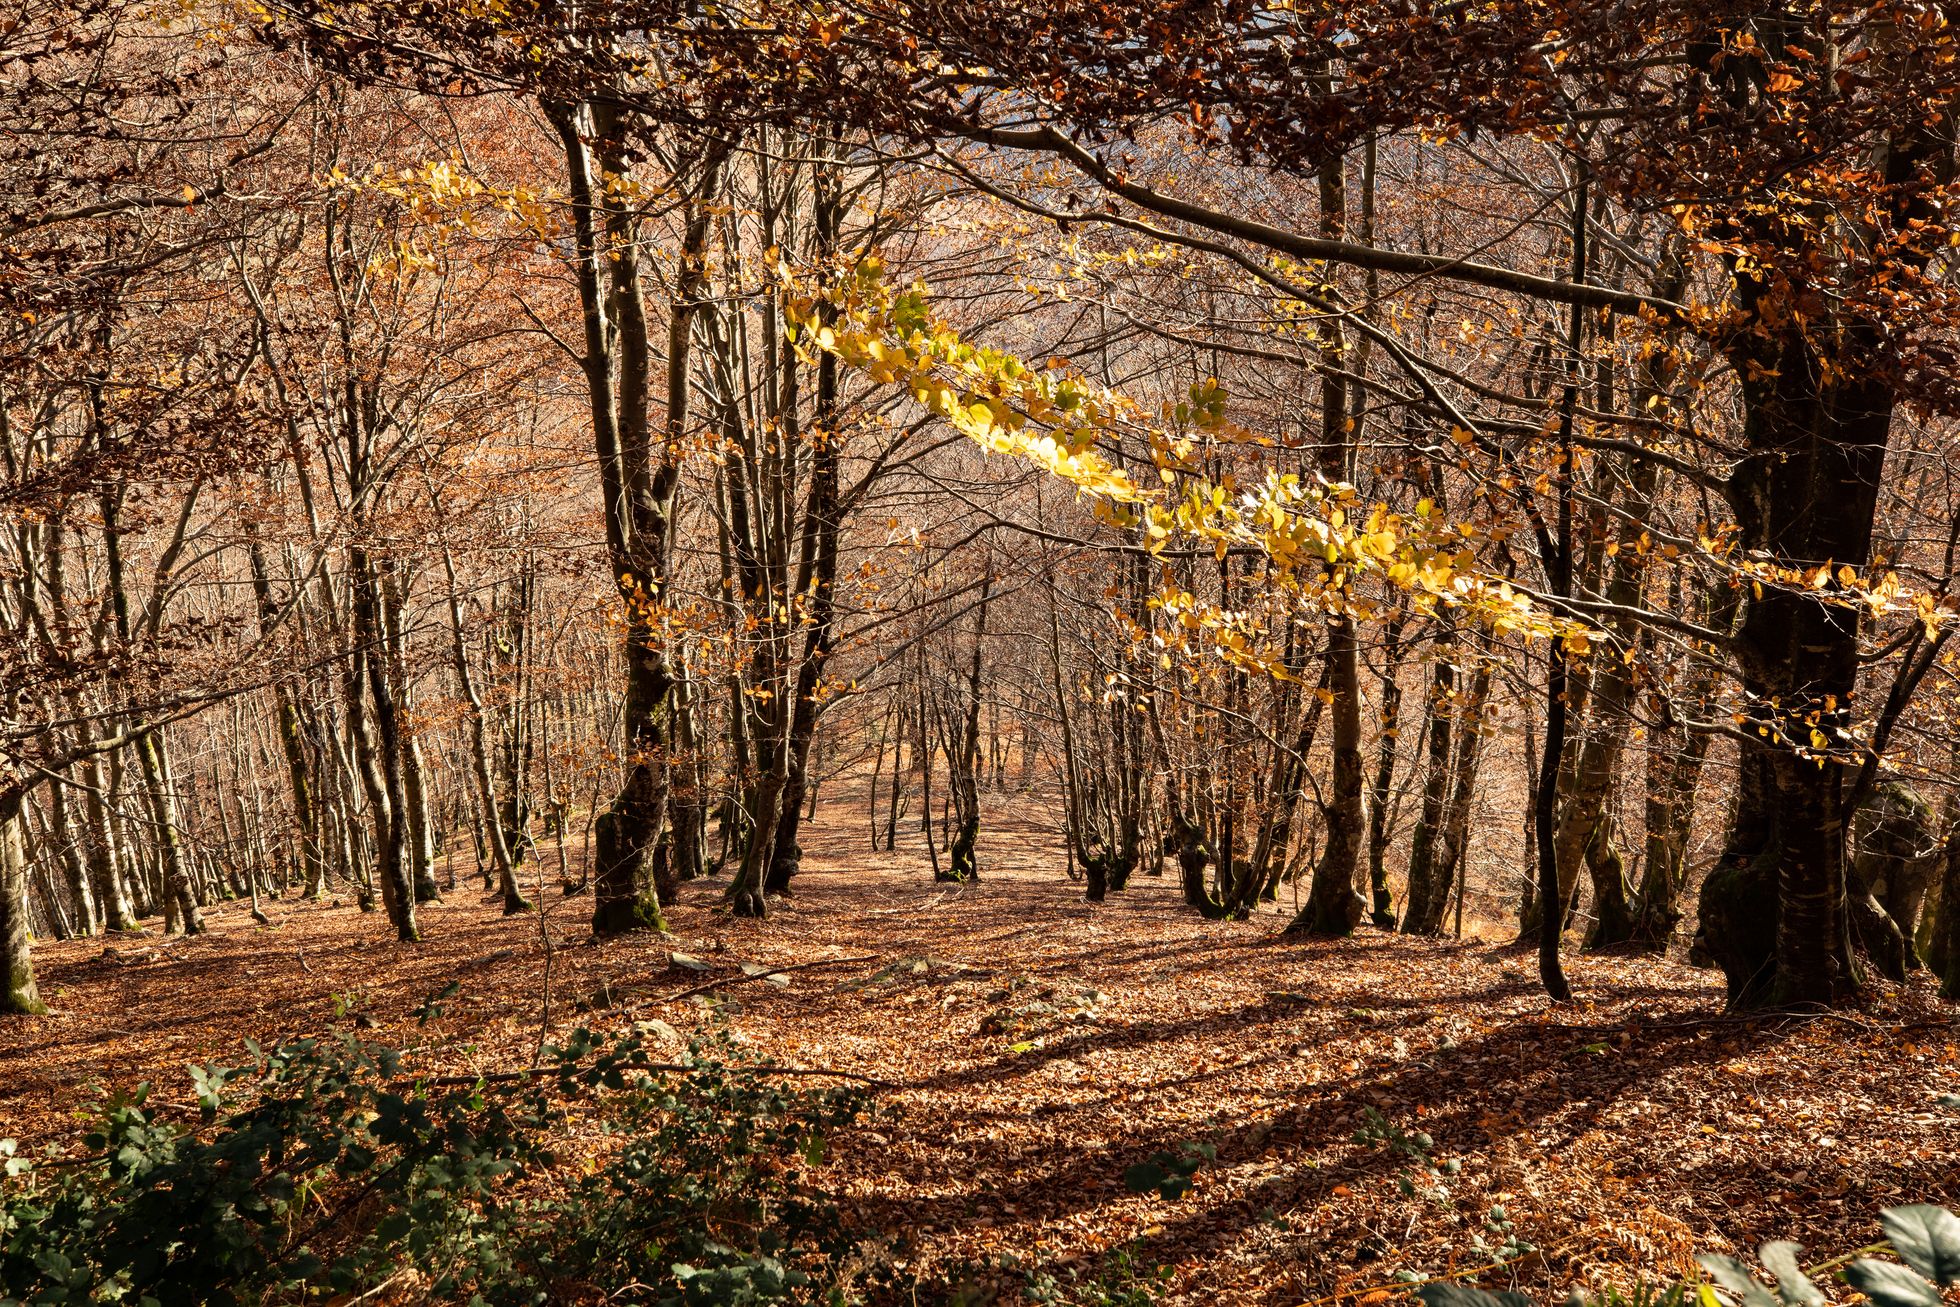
[8, 0, 1960, 1021]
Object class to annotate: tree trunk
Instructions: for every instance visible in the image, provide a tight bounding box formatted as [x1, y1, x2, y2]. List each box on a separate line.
[137, 730, 203, 935]
[350, 551, 418, 943]
[942, 579, 992, 884]
[551, 105, 723, 936]
[247, 537, 328, 900]
[437, 542, 529, 914]
[82, 747, 136, 931]
[1693, 337, 1891, 1007]
[766, 153, 845, 899]
[1433, 657, 1493, 926]
[1365, 611, 1406, 927]
[45, 768, 97, 936]
[1400, 647, 1457, 936]
[1290, 142, 1367, 939]
[1629, 580, 1719, 952]
[0, 796, 45, 1015]
[1629, 723, 1707, 951]
[1935, 819, 1960, 999]
[668, 660, 708, 887]
[1523, 164, 1589, 1003]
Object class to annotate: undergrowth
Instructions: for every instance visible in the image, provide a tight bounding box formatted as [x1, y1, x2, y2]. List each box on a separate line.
[0, 996, 866, 1306]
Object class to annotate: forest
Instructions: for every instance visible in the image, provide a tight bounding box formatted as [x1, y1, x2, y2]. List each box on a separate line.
[3, 0, 1960, 1303]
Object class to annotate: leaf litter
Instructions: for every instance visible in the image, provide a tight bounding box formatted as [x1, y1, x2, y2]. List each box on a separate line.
[1, 798, 1957, 1305]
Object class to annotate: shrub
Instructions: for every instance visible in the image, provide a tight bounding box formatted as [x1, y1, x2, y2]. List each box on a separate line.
[0, 1017, 864, 1306]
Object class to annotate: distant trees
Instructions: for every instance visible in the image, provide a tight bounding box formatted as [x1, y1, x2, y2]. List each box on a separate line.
[6, 0, 1960, 1016]
[698, 0, 1960, 1007]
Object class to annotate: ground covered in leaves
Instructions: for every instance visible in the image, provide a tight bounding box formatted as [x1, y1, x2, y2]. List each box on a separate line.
[5, 797, 1959, 1306]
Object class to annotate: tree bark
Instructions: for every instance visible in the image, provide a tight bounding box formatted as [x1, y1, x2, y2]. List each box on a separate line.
[1365, 610, 1406, 927]
[437, 542, 529, 913]
[1401, 644, 1457, 936]
[767, 149, 845, 899]
[349, 550, 418, 943]
[0, 796, 45, 1015]
[551, 105, 723, 936]
[1289, 136, 1367, 938]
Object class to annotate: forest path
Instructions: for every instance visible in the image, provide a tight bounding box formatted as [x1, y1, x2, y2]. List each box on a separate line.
[4, 793, 1958, 1304]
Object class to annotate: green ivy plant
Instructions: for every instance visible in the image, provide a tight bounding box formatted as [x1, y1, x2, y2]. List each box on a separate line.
[0, 1014, 864, 1307]
[1121, 1140, 1216, 1201]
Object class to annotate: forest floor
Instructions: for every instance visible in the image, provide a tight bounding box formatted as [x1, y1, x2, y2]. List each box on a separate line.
[5, 795, 1960, 1306]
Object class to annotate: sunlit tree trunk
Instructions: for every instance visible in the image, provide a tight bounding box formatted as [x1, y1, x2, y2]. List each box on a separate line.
[1433, 656, 1493, 929]
[247, 536, 327, 901]
[0, 795, 44, 1015]
[349, 550, 418, 942]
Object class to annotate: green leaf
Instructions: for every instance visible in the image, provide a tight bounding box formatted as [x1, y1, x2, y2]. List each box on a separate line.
[1879, 1206, 1960, 1287]
[1845, 1260, 1942, 1307]
[1698, 1255, 1779, 1307]
[1758, 1241, 1822, 1307]
[1122, 1161, 1167, 1195]
[1417, 1285, 1532, 1307]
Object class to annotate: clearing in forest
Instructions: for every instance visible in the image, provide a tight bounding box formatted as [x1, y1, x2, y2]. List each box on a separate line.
[5, 803, 1956, 1306]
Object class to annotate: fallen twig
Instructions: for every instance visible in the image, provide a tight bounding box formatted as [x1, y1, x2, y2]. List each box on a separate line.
[656, 953, 879, 1004]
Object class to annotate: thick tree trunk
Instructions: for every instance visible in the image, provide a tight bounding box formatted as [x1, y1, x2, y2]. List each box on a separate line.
[1935, 821, 1960, 999]
[1694, 364, 1888, 1008]
[1167, 807, 1230, 919]
[551, 106, 722, 936]
[1293, 614, 1368, 935]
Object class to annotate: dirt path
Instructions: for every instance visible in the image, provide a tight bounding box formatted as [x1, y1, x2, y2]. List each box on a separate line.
[5, 796, 1958, 1304]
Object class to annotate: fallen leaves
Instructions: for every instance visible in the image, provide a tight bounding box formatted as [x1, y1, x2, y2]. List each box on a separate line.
[2, 797, 1958, 1304]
